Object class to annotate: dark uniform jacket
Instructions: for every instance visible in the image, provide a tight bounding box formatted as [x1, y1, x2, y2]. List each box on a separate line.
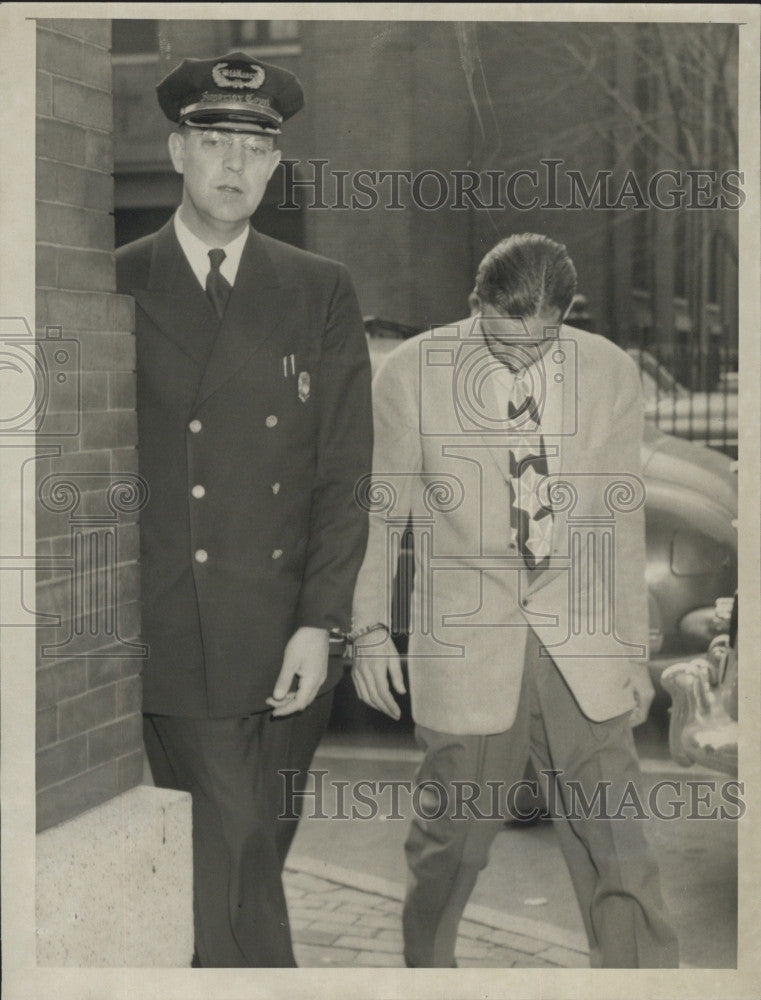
[116, 219, 372, 718]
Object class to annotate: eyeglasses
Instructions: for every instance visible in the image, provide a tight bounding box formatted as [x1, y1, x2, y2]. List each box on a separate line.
[189, 129, 275, 159]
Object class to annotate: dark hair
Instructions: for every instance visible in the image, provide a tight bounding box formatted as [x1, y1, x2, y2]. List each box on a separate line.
[475, 233, 577, 319]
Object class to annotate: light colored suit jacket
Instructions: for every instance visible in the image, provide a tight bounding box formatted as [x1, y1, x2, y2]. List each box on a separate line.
[352, 318, 648, 735]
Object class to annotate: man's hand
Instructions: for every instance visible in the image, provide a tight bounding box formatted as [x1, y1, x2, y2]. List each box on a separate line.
[352, 634, 406, 720]
[266, 627, 329, 717]
[629, 663, 655, 727]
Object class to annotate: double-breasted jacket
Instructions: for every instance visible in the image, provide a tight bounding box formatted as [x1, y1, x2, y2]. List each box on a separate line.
[116, 221, 373, 717]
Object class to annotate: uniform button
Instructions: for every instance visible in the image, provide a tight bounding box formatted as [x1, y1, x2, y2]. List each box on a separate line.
[194, 549, 208, 564]
[189, 419, 202, 434]
[271, 549, 283, 560]
[271, 482, 280, 495]
[191, 484, 206, 499]
[265, 415, 278, 428]
[521, 597, 528, 607]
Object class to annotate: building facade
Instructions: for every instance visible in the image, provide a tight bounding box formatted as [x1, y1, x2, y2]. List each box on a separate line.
[112, 17, 739, 388]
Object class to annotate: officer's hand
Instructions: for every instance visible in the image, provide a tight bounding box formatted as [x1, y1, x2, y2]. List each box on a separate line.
[267, 627, 329, 717]
[352, 635, 406, 721]
[629, 663, 655, 727]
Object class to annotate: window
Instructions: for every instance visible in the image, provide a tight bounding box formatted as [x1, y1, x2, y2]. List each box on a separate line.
[269, 21, 300, 41]
[707, 228, 722, 306]
[234, 21, 259, 44]
[631, 211, 650, 292]
[673, 213, 687, 299]
[230, 21, 300, 48]
[112, 20, 157, 55]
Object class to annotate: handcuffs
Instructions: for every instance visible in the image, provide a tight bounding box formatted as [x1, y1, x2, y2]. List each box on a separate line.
[340, 622, 391, 661]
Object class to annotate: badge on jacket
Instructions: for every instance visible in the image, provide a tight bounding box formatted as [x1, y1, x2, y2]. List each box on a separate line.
[281, 354, 310, 403]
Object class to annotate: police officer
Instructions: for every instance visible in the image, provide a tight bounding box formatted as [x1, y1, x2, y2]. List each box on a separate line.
[116, 52, 372, 967]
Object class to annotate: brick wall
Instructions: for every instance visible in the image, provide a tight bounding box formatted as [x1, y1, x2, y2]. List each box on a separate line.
[35, 19, 144, 833]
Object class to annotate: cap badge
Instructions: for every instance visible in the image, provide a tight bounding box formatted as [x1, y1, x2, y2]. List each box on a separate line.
[211, 61, 265, 90]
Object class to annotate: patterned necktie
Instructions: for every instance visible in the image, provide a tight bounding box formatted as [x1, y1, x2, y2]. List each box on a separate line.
[507, 373, 554, 572]
[206, 248, 232, 320]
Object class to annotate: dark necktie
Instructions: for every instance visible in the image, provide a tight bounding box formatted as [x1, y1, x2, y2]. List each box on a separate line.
[507, 374, 554, 572]
[206, 248, 232, 320]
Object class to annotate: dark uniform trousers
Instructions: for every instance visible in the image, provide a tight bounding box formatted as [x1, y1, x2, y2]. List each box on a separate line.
[143, 690, 334, 967]
[403, 629, 679, 968]
[117, 221, 372, 967]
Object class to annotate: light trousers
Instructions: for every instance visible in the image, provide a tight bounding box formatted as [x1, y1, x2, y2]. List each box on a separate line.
[403, 631, 679, 968]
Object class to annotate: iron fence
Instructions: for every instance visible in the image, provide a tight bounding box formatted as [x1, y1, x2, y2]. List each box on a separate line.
[622, 336, 738, 459]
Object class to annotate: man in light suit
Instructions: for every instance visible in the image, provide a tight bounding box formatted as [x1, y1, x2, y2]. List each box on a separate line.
[116, 52, 372, 966]
[351, 234, 678, 968]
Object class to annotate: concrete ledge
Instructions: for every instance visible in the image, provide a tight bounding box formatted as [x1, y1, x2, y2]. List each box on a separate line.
[36, 784, 193, 966]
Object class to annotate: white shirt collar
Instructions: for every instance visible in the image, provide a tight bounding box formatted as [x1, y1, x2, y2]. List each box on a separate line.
[485, 332, 563, 469]
[490, 344, 542, 397]
[173, 211, 249, 290]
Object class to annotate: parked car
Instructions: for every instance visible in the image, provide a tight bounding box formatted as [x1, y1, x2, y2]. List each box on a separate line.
[661, 593, 738, 775]
[626, 348, 738, 458]
[364, 325, 738, 680]
[640, 421, 737, 668]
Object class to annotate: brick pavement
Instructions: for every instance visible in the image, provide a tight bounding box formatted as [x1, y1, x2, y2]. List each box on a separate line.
[284, 857, 589, 969]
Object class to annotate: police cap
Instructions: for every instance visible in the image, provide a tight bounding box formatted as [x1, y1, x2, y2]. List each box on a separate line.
[157, 51, 304, 134]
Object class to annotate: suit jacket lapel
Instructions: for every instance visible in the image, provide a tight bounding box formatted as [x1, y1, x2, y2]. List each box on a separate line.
[549, 326, 581, 552]
[527, 332, 579, 596]
[194, 228, 296, 407]
[457, 335, 514, 483]
[132, 220, 219, 368]
[557, 325, 576, 483]
[479, 372, 514, 484]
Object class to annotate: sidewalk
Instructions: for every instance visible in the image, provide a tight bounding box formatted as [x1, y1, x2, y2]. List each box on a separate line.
[284, 855, 590, 969]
